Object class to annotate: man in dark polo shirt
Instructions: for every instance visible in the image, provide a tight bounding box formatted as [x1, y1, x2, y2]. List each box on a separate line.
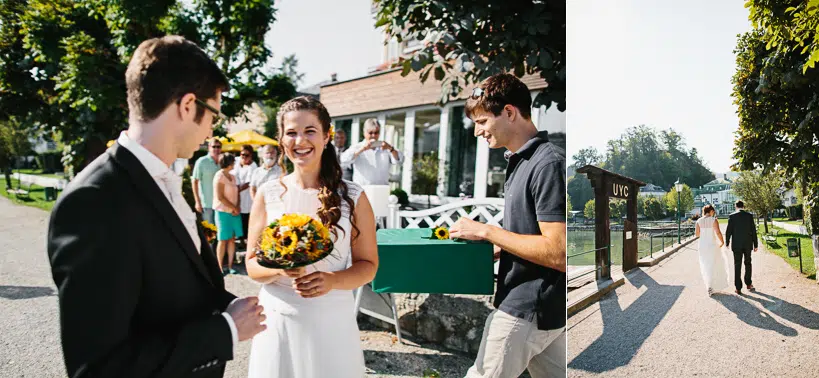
[450, 73, 566, 378]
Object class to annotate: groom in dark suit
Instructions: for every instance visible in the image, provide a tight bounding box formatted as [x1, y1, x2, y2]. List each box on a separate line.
[47, 36, 266, 378]
[725, 200, 758, 294]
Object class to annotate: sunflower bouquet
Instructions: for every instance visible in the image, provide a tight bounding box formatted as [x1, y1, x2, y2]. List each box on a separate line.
[255, 213, 335, 269]
[202, 220, 218, 242]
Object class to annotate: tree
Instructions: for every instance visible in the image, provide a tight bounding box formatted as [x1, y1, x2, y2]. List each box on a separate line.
[576, 125, 715, 190]
[0, 119, 31, 189]
[412, 152, 440, 208]
[609, 199, 626, 221]
[373, 0, 565, 110]
[567, 174, 593, 211]
[567, 194, 572, 216]
[643, 196, 666, 221]
[4, 0, 295, 176]
[732, 5, 819, 280]
[571, 147, 602, 169]
[664, 184, 694, 219]
[583, 199, 595, 220]
[731, 170, 784, 234]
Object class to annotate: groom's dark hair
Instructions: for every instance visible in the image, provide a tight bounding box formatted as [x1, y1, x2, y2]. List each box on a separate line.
[465, 73, 532, 120]
[735, 200, 745, 209]
[126, 36, 229, 123]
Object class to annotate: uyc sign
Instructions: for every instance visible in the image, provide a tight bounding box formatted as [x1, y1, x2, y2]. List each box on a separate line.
[608, 182, 632, 199]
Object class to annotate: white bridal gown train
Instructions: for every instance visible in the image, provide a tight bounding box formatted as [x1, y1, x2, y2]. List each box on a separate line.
[696, 215, 730, 294]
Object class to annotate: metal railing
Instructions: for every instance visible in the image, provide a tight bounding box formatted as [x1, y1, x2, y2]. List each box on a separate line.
[567, 245, 610, 284]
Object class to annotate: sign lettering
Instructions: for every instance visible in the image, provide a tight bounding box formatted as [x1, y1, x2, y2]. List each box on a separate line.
[609, 183, 630, 199]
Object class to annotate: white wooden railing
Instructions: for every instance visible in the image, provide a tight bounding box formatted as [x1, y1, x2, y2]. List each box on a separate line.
[385, 196, 505, 229]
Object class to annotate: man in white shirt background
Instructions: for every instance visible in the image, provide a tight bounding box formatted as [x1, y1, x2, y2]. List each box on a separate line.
[340, 118, 403, 186]
[333, 128, 354, 181]
[249, 144, 281, 199]
[231, 144, 257, 248]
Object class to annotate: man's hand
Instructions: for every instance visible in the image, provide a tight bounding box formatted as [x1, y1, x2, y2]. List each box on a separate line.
[449, 217, 488, 241]
[195, 202, 203, 213]
[754, 247, 758, 252]
[225, 297, 266, 341]
[380, 141, 394, 152]
[493, 245, 501, 261]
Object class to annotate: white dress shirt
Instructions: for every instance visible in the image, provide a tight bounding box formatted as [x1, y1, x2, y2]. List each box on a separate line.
[231, 161, 257, 214]
[116, 131, 239, 350]
[340, 140, 403, 185]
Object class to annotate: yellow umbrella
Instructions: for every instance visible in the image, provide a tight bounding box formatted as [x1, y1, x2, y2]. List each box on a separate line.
[220, 129, 279, 152]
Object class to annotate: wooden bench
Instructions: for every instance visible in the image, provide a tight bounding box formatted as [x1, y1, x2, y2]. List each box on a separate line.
[7, 179, 33, 200]
[762, 229, 780, 244]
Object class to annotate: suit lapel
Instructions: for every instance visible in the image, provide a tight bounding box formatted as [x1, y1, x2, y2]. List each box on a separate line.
[108, 143, 214, 286]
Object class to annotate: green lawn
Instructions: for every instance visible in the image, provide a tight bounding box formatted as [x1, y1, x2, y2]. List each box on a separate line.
[760, 225, 816, 280]
[14, 169, 64, 180]
[1, 178, 57, 211]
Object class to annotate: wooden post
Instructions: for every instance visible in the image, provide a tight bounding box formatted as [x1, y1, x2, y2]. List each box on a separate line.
[623, 184, 639, 271]
[593, 175, 611, 280]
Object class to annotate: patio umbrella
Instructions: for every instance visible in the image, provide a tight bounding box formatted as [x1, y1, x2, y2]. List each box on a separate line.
[219, 129, 279, 151]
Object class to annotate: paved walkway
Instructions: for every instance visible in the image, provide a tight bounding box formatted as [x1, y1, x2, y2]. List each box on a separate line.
[772, 220, 808, 235]
[568, 225, 819, 377]
[13, 172, 66, 188]
[0, 197, 475, 377]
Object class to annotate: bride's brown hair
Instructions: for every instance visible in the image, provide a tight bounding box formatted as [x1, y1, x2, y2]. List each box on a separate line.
[276, 96, 358, 240]
[702, 204, 715, 216]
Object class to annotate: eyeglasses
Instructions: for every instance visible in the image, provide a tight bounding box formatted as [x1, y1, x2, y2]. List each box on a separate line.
[470, 87, 484, 99]
[240, 153, 251, 157]
[194, 98, 227, 128]
[211, 145, 222, 150]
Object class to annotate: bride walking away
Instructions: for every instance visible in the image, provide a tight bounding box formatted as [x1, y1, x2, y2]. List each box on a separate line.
[696, 205, 730, 296]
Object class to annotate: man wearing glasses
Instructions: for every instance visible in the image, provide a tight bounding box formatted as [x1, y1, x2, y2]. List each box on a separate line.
[46, 35, 265, 377]
[193, 138, 224, 225]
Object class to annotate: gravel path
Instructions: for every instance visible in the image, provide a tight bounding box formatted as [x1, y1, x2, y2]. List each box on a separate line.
[0, 197, 474, 377]
[568, 225, 819, 377]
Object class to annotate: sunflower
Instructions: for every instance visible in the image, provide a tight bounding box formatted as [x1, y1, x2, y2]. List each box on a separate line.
[433, 226, 449, 240]
[259, 227, 277, 252]
[276, 230, 299, 256]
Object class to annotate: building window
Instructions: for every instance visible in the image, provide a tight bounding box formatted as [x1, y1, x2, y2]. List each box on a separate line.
[334, 119, 352, 150]
[487, 148, 507, 198]
[412, 109, 442, 195]
[446, 106, 477, 197]
[384, 113, 405, 185]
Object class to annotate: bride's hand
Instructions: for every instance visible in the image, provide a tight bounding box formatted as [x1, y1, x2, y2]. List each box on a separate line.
[293, 271, 336, 298]
[282, 267, 306, 278]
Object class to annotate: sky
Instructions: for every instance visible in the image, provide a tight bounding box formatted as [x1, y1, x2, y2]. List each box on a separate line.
[567, 0, 753, 173]
[266, 0, 385, 89]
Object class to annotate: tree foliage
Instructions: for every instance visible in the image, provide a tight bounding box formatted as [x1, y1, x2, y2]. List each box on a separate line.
[731, 170, 784, 233]
[373, 0, 565, 110]
[0, 119, 32, 188]
[1, 0, 296, 175]
[663, 184, 694, 218]
[583, 199, 595, 220]
[567, 174, 593, 211]
[643, 196, 666, 221]
[733, 4, 819, 239]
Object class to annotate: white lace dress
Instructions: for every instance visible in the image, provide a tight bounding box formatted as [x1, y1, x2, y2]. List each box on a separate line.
[696, 216, 730, 293]
[247, 175, 365, 378]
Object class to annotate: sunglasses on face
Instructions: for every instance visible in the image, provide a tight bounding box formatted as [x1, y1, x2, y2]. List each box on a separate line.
[194, 98, 227, 128]
[211, 145, 222, 150]
[240, 153, 251, 157]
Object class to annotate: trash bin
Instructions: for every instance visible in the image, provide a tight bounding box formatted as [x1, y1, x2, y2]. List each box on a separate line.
[44, 186, 56, 201]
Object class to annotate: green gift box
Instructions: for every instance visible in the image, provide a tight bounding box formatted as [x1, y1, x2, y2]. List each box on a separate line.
[372, 228, 495, 294]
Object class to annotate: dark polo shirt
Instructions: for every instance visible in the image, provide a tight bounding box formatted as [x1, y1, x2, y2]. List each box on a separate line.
[495, 131, 566, 330]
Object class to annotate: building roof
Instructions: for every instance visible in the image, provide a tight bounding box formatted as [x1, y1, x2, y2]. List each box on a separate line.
[640, 183, 666, 192]
[319, 68, 548, 118]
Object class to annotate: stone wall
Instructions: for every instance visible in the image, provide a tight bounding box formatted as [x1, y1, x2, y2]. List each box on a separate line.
[359, 290, 496, 355]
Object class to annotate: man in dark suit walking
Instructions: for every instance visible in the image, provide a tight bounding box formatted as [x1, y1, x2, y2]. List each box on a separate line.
[47, 36, 266, 377]
[725, 200, 759, 294]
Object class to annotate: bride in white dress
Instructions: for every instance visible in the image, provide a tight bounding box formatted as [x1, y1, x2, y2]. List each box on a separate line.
[244, 96, 378, 378]
[695, 204, 730, 296]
